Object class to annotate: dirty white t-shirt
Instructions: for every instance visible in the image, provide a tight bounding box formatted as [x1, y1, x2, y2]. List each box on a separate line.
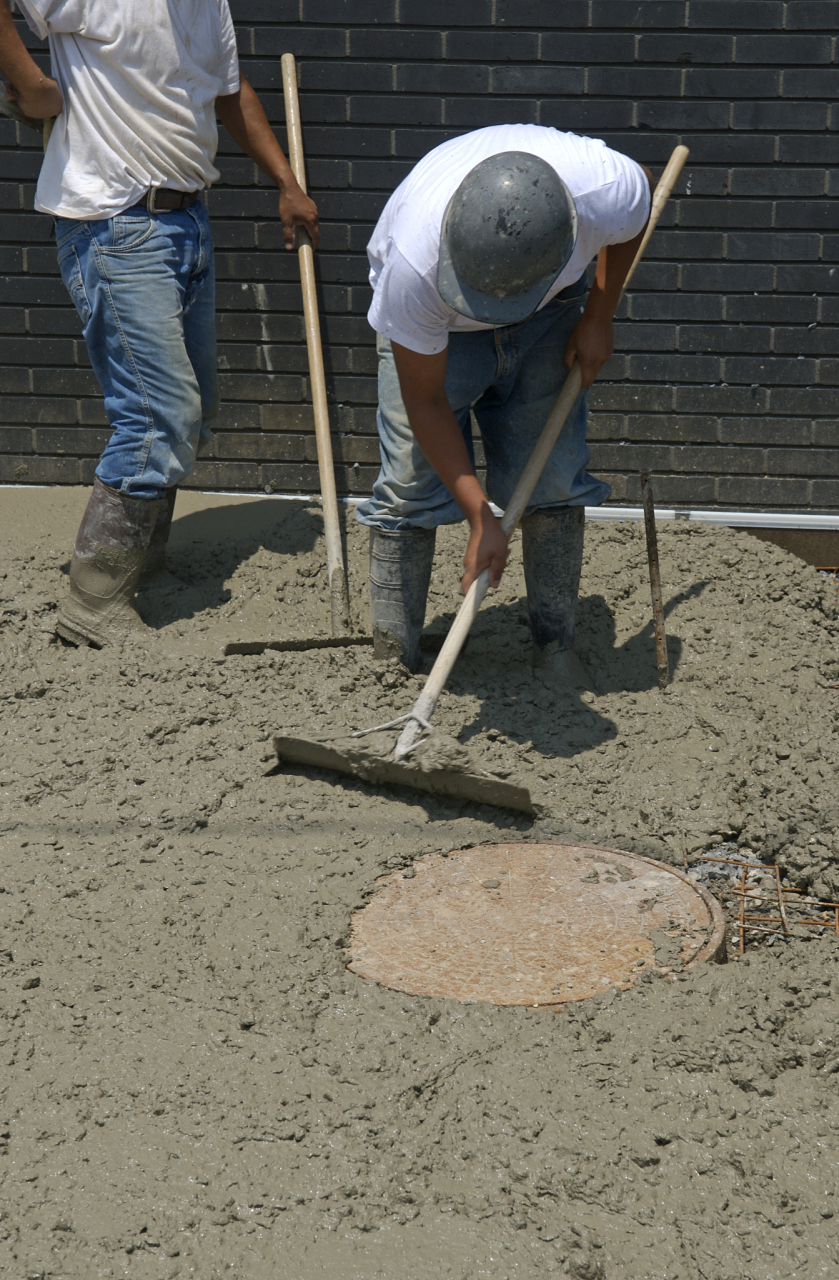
[16, 0, 240, 219]
[367, 124, 650, 355]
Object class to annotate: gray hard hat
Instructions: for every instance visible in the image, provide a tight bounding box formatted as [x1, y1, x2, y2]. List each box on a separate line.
[437, 151, 578, 325]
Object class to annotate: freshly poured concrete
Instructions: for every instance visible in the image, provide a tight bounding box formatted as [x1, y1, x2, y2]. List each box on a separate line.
[2, 487, 839, 1278]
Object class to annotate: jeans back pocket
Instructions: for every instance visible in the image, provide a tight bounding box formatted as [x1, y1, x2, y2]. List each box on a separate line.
[54, 217, 84, 250]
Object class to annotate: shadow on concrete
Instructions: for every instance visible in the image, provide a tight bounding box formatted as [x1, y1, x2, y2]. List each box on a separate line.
[169, 498, 323, 554]
[424, 581, 708, 762]
[576, 580, 708, 696]
[136, 499, 335, 629]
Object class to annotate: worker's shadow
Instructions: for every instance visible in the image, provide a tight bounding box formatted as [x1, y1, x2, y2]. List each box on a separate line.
[576, 579, 707, 696]
[131, 500, 329, 628]
[446, 581, 707, 760]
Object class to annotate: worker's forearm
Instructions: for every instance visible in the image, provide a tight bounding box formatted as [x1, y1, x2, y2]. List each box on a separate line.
[405, 400, 490, 524]
[584, 167, 654, 320]
[0, 0, 42, 89]
[216, 78, 297, 190]
[585, 231, 645, 320]
[0, 1, 62, 117]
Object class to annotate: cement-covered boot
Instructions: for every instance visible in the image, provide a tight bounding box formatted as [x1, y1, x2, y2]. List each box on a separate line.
[139, 486, 177, 582]
[369, 526, 436, 673]
[522, 505, 594, 692]
[55, 478, 166, 648]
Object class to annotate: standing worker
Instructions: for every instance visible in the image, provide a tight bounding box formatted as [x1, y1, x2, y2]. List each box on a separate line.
[0, 0, 319, 647]
[356, 124, 652, 685]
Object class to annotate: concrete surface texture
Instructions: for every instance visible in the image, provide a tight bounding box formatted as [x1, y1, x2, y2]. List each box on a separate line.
[1, 489, 839, 1278]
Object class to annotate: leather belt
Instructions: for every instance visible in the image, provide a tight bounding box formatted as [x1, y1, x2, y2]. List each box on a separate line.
[132, 188, 203, 214]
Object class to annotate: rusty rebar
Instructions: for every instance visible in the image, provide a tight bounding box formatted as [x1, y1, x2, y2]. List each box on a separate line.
[743, 915, 827, 928]
[698, 855, 754, 865]
[688, 854, 839, 952]
[785, 892, 839, 909]
[640, 471, 669, 690]
[774, 862, 789, 934]
[733, 888, 839, 911]
[740, 924, 788, 939]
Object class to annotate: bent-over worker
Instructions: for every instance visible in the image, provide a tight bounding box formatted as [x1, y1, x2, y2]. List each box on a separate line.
[355, 123, 653, 684]
[0, 0, 319, 647]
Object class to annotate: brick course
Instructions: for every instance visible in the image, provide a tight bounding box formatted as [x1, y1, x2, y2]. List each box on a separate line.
[1, 0, 838, 512]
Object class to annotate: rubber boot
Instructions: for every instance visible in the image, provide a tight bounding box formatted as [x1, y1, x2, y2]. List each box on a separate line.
[55, 478, 166, 648]
[139, 486, 177, 582]
[369, 527, 436, 673]
[521, 506, 594, 691]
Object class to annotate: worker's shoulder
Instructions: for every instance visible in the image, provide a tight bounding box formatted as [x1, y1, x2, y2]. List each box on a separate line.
[427, 123, 637, 179]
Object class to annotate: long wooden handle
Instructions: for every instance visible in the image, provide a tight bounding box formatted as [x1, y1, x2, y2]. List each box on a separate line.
[498, 150, 690, 545]
[281, 53, 350, 635]
[620, 145, 689, 300]
[394, 145, 689, 760]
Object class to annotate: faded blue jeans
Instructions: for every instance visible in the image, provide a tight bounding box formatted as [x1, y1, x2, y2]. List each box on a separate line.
[355, 281, 611, 531]
[54, 200, 218, 501]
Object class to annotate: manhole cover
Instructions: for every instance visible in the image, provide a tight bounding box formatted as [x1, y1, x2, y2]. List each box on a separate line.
[347, 842, 726, 1007]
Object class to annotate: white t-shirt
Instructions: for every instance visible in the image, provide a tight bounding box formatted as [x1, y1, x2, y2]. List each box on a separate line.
[367, 124, 650, 355]
[17, 0, 240, 219]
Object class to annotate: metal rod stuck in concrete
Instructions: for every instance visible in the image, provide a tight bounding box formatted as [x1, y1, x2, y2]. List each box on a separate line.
[774, 862, 789, 934]
[640, 471, 669, 690]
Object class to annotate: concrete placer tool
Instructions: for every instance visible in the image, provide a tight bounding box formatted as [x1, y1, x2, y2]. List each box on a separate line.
[280, 53, 351, 637]
[227, 57, 361, 658]
[275, 146, 689, 813]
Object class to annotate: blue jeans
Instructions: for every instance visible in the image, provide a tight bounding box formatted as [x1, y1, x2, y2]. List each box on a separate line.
[355, 284, 610, 531]
[55, 201, 218, 501]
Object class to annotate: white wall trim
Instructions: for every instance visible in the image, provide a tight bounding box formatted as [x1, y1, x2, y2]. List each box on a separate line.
[583, 506, 839, 530]
[3, 485, 838, 530]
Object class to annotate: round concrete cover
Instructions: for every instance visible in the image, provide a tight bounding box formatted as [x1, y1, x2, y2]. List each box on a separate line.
[347, 842, 726, 1007]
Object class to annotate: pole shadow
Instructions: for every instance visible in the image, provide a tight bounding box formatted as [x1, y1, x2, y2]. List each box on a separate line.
[135, 499, 325, 629]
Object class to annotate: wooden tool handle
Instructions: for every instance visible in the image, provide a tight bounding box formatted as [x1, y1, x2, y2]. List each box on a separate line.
[394, 145, 689, 760]
[620, 144, 689, 300]
[280, 54, 308, 194]
[281, 53, 350, 634]
[500, 363, 584, 540]
[496, 143, 688, 546]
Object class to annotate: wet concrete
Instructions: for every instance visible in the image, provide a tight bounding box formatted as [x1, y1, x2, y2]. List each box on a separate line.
[1, 488, 839, 1278]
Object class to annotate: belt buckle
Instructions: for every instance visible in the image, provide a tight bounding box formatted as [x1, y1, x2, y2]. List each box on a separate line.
[145, 187, 159, 214]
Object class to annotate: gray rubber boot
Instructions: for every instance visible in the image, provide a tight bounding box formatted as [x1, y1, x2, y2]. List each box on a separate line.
[139, 486, 177, 582]
[55, 478, 166, 648]
[521, 506, 594, 691]
[369, 527, 436, 673]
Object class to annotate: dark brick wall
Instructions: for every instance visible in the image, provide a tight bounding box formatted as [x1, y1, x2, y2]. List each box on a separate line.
[1, 0, 838, 512]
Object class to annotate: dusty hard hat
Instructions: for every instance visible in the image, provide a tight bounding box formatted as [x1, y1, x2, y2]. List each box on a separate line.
[437, 151, 578, 325]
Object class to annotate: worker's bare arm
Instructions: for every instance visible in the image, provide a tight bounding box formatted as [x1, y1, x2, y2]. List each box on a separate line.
[391, 341, 510, 593]
[564, 164, 655, 388]
[0, 0, 61, 118]
[216, 77, 318, 251]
